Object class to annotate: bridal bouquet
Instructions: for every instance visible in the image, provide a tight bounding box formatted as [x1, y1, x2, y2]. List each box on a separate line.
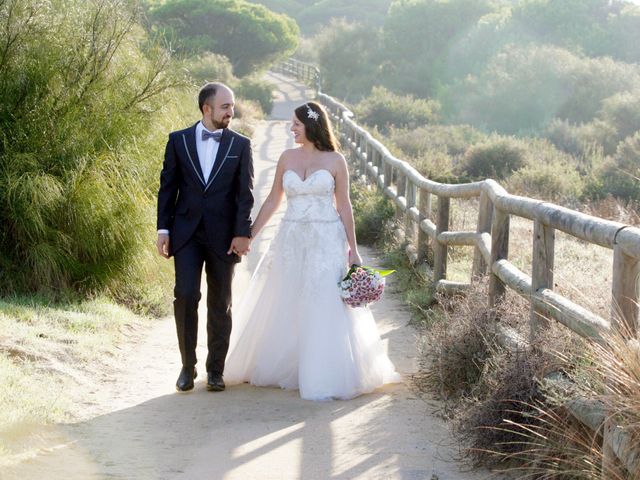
[339, 265, 395, 308]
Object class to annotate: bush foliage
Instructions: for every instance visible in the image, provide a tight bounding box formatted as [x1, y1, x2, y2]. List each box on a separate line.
[350, 178, 395, 246]
[354, 86, 440, 133]
[150, 0, 299, 76]
[250, 0, 393, 33]
[452, 44, 640, 134]
[315, 19, 383, 101]
[234, 75, 275, 114]
[460, 137, 528, 180]
[0, 0, 188, 306]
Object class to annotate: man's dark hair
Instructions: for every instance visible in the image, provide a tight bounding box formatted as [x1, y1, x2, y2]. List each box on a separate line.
[198, 82, 226, 113]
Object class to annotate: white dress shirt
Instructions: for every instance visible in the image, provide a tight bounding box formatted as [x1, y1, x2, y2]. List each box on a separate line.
[196, 121, 222, 183]
[158, 122, 223, 236]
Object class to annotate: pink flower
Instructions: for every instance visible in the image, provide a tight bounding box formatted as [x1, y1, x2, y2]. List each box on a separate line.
[338, 265, 393, 308]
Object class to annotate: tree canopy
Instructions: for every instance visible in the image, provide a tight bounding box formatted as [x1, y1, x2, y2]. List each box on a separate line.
[151, 0, 299, 76]
[248, 0, 393, 33]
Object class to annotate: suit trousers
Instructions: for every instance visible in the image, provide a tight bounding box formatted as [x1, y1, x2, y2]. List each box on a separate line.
[173, 220, 235, 375]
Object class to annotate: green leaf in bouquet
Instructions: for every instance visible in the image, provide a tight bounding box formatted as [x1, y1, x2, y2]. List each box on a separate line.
[374, 269, 396, 277]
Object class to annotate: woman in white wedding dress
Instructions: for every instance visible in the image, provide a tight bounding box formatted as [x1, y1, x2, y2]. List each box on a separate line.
[224, 101, 400, 400]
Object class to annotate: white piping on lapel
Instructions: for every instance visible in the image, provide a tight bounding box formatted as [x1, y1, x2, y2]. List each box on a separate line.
[204, 136, 235, 192]
[182, 134, 205, 186]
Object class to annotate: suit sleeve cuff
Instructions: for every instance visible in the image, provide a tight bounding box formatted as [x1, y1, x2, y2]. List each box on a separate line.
[234, 227, 252, 238]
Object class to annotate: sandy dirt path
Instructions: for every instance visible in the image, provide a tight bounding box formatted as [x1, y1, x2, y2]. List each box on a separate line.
[3, 73, 489, 480]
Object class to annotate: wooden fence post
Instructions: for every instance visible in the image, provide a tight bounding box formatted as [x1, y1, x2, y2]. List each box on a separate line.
[383, 162, 392, 190]
[433, 196, 450, 283]
[405, 181, 416, 245]
[363, 142, 371, 178]
[611, 242, 640, 336]
[489, 206, 510, 307]
[359, 135, 367, 172]
[530, 219, 555, 342]
[418, 188, 431, 264]
[396, 172, 407, 221]
[472, 189, 493, 278]
[347, 124, 355, 160]
[603, 241, 639, 477]
[374, 150, 383, 186]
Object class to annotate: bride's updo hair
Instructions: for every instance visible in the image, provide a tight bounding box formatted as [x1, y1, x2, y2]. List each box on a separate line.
[294, 101, 339, 152]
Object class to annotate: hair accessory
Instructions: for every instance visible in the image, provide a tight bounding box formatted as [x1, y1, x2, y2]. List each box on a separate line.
[306, 104, 320, 121]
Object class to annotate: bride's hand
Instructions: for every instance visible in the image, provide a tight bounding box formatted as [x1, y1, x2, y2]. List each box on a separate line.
[349, 250, 363, 267]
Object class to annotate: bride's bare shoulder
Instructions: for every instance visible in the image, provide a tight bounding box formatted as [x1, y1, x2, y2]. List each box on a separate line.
[282, 147, 302, 157]
[325, 151, 346, 169]
[276, 148, 301, 172]
[279, 147, 302, 162]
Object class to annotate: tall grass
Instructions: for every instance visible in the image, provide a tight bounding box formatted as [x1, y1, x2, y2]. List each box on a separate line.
[483, 324, 640, 480]
[0, 0, 190, 309]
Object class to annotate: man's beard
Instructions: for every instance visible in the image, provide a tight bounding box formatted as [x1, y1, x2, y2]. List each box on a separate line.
[212, 116, 231, 129]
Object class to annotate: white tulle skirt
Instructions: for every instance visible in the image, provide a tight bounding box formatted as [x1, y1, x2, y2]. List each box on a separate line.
[224, 216, 401, 401]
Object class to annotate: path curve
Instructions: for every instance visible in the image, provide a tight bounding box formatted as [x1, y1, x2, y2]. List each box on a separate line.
[3, 73, 488, 480]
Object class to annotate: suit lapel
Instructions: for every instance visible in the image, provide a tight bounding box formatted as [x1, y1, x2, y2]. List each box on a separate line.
[204, 130, 234, 192]
[182, 123, 206, 187]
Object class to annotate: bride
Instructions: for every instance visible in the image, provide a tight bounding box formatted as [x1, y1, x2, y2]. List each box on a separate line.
[224, 101, 400, 400]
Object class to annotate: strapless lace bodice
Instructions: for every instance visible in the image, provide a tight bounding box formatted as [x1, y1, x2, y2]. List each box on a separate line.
[282, 169, 340, 223]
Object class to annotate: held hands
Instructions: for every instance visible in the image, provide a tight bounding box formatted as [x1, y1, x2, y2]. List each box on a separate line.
[227, 236, 251, 256]
[349, 249, 363, 267]
[157, 233, 170, 259]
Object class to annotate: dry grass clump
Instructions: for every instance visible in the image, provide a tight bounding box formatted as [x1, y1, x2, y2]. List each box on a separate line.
[416, 286, 498, 403]
[489, 326, 640, 479]
[415, 282, 588, 471]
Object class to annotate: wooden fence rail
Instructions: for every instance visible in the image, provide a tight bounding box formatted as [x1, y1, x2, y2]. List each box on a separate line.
[274, 58, 640, 476]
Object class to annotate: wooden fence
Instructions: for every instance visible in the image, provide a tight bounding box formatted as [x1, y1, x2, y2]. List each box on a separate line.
[274, 58, 640, 476]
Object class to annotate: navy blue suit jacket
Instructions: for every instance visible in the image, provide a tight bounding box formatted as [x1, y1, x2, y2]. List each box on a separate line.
[157, 122, 254, 262]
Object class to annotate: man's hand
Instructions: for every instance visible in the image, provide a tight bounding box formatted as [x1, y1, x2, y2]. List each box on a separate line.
[227, 236, 251, 256]
[157, 233, 170, 259]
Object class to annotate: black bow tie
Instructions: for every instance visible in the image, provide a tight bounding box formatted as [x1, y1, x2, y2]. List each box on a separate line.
[202, 130, 222, 142]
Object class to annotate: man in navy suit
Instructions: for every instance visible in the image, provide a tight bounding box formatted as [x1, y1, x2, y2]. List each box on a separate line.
[157, 82, 254, 392]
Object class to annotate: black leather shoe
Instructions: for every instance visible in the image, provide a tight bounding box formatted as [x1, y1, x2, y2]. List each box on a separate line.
[176, 366, 197, 392]
[206, 372, 225, 392]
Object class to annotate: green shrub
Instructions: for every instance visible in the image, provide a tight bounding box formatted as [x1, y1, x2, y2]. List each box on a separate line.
[460, 136, 528, 180]
[596, 132, 640, 202]
[599, 90, 640, 142]
[185, 52, 235, 85]
[386, 124, 486, 183]
[184, 54, 274, 115]
[234, 76, 274, 115]
[0, 0, 186, 309]
[316, 19, 383, 101]
[232, 98, 264, 138]
[502, 138, 586, 205]
[506, 158, 584, 205]
[545, 118, 619, 156]
[355, 86, 440, 133]
[350, 179, 394, 246]
[388, 124, 486, 159]
[453, 44, 640, 133]
[381, 0, 492, 98]
[150, 0, 299, 76]
[410, 150, 459, 184]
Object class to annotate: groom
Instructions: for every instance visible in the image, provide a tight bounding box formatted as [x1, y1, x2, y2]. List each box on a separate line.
[157, 82, 254, 392]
